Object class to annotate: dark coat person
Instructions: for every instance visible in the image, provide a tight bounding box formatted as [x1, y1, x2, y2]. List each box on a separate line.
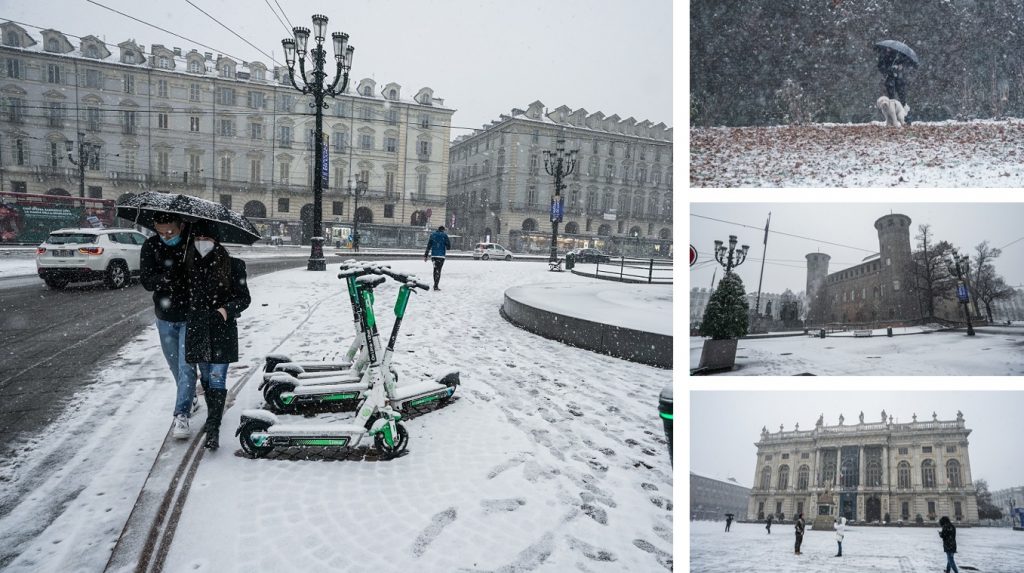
[794, 513, 805, 555]
[423, 225, 451, 290]
[766, 513, 774, 534]
[939, 516, 959, 573]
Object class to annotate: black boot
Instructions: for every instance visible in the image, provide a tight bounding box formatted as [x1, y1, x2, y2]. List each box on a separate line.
[203, 388, 227, 450]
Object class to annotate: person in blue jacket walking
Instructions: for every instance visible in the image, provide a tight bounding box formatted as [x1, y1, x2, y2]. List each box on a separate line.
[423, 225, 451, 290]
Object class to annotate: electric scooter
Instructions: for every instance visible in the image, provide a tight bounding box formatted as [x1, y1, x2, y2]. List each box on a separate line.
[260, 260, 375, 382]
[261, 266, 459, 413]
[236, 270, 433, 458]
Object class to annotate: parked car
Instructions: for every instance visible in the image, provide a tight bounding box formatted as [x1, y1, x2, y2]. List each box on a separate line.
[36, 228, 147, 289]
[473, 242, 514, 261]
[568, 248, 611, 263]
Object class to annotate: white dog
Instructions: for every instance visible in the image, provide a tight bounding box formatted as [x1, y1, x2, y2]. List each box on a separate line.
[877, 96, 910, 127]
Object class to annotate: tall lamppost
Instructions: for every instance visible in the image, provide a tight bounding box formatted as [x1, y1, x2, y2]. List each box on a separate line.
[65, 132, 100, 198]
[714, 235, 750, 275]
[543, 137, 577, 266]
[281, 14, 354, 271]
[947, 250, 976, 336]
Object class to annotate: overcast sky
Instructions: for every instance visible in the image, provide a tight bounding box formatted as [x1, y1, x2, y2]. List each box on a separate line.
[0, 0, 673, 137]
[691, 391, 1024, 492]
[689, 203, 1024, 295]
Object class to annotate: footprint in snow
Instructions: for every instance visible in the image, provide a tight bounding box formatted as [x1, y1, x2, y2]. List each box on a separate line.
[410, 507, 457, 557]
[480, 498, 526, 513]
[632, 538, 673, 571]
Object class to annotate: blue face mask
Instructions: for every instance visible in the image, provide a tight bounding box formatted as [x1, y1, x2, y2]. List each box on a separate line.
[160, 234, 182, 247]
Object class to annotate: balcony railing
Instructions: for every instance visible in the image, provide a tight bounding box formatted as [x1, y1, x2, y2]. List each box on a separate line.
[408, 192, 446, 205]
[35, 166, 76, 181]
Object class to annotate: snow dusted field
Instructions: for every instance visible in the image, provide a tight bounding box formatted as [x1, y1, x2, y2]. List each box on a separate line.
[690, 520, 1024, 572]
[0, 259, 673, 572]
[690, 120, 1024, 187]
[690, 327, 1024, 375]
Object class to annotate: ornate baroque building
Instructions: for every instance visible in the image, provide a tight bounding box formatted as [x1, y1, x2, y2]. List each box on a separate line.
[447, 101, 673, 256]
[747, 411, 980, 525]
[0, 22, 453, 245]
[805, 213, 960, 326]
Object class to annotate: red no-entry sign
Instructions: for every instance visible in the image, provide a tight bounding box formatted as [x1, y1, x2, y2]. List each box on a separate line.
[690, 244, 697, 266]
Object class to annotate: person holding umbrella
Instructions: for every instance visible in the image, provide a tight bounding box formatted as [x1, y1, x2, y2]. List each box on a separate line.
[183, 220, 251, 450]
[875, 40, 919, 125]
[119, 192, 262, 444]
[140, 212, 198, 439]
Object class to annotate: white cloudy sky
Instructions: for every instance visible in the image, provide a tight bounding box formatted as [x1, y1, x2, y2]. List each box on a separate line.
[689, 203, 1024, 295]
[0, 0, 673, 137]
[691, 391, 1024, 492]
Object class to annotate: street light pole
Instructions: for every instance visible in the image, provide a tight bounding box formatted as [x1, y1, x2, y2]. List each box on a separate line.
[543, 137, 577, 266]
[281, 14, 354, 271]
[65, 132, 99, 198]
[713, 235, 750, 275]
[947, 251, 976, 336]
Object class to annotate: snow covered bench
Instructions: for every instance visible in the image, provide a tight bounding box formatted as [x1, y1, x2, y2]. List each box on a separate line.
[853, 329, 873, 337]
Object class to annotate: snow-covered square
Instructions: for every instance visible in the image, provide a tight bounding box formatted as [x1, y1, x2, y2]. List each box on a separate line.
[690, 520, 1024, 572]
[0, 259, 674, 572]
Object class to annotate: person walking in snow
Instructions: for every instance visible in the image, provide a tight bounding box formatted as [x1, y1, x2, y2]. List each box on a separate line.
[725, 514, 733, 532]
[794, 513, 805, 555]
[939, 516, 960, 573]
[423, 225, 451, 291]
[834, 516, 846, 557]
[877, 48, 913, 125]
[183, 221, 251, 450]
[765, 513, 773, 534]
[140, 213, 198, 439]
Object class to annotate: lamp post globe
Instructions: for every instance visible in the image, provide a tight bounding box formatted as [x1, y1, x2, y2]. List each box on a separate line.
[281, 15, 354, 270]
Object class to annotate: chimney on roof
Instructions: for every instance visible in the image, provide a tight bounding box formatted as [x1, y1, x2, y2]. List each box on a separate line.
[205, 52, 212, 60]
[173, 47, 181, 56]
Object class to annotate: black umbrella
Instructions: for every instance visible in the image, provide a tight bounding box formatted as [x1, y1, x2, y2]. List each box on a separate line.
[874, 40, 919, 67]
[116, 192, 261, 245]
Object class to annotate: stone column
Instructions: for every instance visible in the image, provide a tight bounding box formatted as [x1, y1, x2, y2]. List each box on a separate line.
[882, 444, 890, 488]
[858, 445, 866, 489]
[935, 440, 945, 489]
[962, 443, 973, 486]
[813, 448, 820, 488]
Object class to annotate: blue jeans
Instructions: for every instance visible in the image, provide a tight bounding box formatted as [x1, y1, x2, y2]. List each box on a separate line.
[198, 362, 229, 391]
[946, 552, 959, 573]
[156, 319, 198, 417]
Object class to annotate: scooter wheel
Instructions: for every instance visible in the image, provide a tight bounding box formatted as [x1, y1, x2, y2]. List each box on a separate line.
[264, 383, 295, 413]
[374, 422, 409, 459]
[238, 420, 273, 458]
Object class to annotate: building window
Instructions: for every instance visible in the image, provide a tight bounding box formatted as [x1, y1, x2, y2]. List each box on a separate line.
[158, 56, 170, 69]
[332, 201, 344, 216]
[385, 172, 395, 195]
[866, 460, 882, 487]
[418, 141, 430, 157]
[122, 110, 137, 134]
[416, 173, 427, 196]
[157, 79, 168, 98]
[954, 501, 963, 520]
[898, 461, 911, 489]
[3, 97, 25, 123]
[360, 106, 372, 120]
[384, 204, 394, 218]
[360, 134, 373, 150]
[250, 159, 261, 183]
[250, 123, 263, 140]
[781, 453, 790, 459]
[123, 150, 136, 173]
[5, 58, 22, 79]
[247, 91, 264, 109]
[277, 94, 294, 112]
[529, 154, 539, 175]
[219, 65, 232, 78]
[188, 154, 202, 176]
[219, 156, 232, 181]
[123, 74, 135, 94]
[158, 113, 169, 129]
[217, 87, 235, 106]
[898, 447, 909, 455]
[279, 126, 293, 146]
[531, 129, 539, 143]
[48, 142, 60, 167]
[928, 501, 936, 516]
[922, 446, 932, 453]
[189, 60, 203, 73]
[157, 151, 169, 176]
[386, 137, 397, 153]
[190, 116, 200, 132]
[922, 460, 936, 488]
[946, 446, 957, 453]
[190, 83, 201, 102]
[279, 161, 290, 183]
[796, 466, 809, 490]
[946, 460, 962, 488]
[387, 109, 399, 125]
[777, 465, 789, 490]
[759, 466, 771, 490]
[527, 185, 538, 205]
[278, 198, 289, 212]
[219, 119, 235, 137]
[85, 68, 101, 88]
[800, 453, 810, 459]
[47, 63, 62, 84]
[87, 186, 102, 198]
[333, 132, 347, 152]
[419, 114, 430, 129]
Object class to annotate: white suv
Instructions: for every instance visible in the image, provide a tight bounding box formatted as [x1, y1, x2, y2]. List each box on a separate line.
[473, 242, 514, 261]
[36, 228, 148, 289]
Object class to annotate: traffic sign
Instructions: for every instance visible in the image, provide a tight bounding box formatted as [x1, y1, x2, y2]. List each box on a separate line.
[690, 244, 698, 267]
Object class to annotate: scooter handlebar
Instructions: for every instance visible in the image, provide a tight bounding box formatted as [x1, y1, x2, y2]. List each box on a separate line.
[378, 267, 429, 290]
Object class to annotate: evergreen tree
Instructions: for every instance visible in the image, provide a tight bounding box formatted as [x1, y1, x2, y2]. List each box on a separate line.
[975, 479, 1004, 520]
[700, 272, 750, 339]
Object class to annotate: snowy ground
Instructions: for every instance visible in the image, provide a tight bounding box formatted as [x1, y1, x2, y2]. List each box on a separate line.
[690, 327, 1024, 375]
[506, 278, 673, 335]
[690, 119, 1024, 187]
[0, 260, 673, 572]
[690, 520, 1024, 572]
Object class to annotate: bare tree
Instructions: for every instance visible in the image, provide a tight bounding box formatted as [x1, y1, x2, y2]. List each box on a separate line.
[911, 224, 956, 319]
[973, 260, 1016, 323]
[971, 241, 1002, 318]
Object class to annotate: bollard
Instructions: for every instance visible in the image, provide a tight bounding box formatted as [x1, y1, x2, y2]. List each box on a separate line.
[819, 329, 826, 339]
[887, 327, 893, 337]
[658, 384, 673, 465]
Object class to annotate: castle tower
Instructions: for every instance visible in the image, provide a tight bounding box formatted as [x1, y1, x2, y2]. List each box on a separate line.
[805, 252, 831, 323]
[873, 214, 916, 322]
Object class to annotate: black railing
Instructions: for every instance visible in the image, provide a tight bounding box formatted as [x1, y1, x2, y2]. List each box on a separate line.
[581, 256, 673, 284]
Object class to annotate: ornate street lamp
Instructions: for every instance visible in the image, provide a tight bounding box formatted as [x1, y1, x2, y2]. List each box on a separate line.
[65, 132, 100, 198]
[714, 235, 750, 274]
[946, 250, 976, 336]
[542, 137, 577, 266]
[281, 14, 354, 271]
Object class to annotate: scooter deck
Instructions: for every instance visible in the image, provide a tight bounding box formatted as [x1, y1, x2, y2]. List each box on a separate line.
[390, 381, 456, 409]
[287, 380, 368, 398]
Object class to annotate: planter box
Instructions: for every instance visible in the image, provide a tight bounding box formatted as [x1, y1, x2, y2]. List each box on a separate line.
[698, 338, 739, 370]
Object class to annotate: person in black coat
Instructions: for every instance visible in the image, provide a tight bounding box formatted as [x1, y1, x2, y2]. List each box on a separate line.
[183, 221, 251, 450]
[939, 516, 959, 573]
[725, 514, 733, 532]
[765, 513, 773, 534]
[794, 513, 805, 555]
[877, 49, 912, 124]
[140, 213, 198, 439]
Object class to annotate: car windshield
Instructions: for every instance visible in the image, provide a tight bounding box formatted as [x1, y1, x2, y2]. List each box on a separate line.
[46, 233, 98, 245]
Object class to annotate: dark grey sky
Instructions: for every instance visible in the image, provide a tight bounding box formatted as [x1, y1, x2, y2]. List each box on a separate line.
[691, 391, 1024, 491]
[1, 0, 673, 138]
[689, 203, 1024, 294]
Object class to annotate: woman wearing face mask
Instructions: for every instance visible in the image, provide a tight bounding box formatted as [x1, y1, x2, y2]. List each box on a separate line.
[183, 220, 251, 450]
